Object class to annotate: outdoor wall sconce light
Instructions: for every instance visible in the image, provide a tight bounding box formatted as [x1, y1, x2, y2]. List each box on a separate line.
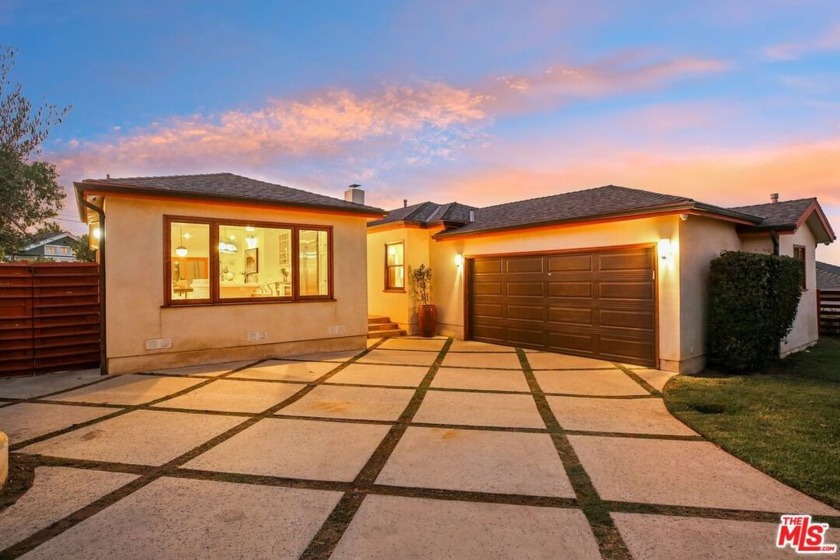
[455, 253, 463, 267]
[92, 227, 101, 240]
[658, 238, 673, 261]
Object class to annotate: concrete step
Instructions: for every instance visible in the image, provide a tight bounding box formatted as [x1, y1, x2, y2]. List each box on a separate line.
[368, 329, 406, 339]
[368, 316, 391, 325]
[369, 322, 400, 332]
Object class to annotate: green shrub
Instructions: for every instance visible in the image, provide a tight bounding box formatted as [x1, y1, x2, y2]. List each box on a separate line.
[707, 251, 802, 373]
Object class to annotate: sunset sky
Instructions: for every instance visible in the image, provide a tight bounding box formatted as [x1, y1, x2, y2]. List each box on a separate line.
[4, 1, 840, 263]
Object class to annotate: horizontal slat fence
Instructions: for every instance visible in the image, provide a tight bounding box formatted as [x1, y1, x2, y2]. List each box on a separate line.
[818, 289, 840, 337]
[0, 263, 100, 376]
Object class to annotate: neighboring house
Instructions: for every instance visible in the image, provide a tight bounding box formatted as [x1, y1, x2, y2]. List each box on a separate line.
[817, 261, 840, 290]
[75, 173, 383, 374]
[11, 232, 78, 261]
[367, 186, 835, 373]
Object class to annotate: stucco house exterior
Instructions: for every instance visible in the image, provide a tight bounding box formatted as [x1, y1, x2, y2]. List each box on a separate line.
[367, 186, 835, 374]
[75, 173, 383, 374]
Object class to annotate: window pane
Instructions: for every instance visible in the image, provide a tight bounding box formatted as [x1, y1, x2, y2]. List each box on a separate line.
[388, 266, 404, 288]
[386, 243, 404, 289]
[219, 225, 292, 299]
[387, 243, 404, 266]
[299, 229, 329, 296]
[170, 222, 210, 301]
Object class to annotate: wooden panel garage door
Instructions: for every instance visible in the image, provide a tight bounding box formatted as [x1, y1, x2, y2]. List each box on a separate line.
[468, 246, 656, 366]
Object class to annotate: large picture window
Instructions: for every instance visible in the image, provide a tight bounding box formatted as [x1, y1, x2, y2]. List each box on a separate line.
[166, 216, 332, 305]
[385, 242, 405, 290]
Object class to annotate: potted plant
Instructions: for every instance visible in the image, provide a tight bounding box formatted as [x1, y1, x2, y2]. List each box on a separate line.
[411, 264, 436, 337]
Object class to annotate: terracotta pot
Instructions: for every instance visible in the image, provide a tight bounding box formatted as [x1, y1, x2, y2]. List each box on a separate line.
[418, 304, 438, 337]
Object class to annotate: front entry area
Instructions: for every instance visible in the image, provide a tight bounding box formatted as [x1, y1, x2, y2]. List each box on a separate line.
[467, 246, 657, 367]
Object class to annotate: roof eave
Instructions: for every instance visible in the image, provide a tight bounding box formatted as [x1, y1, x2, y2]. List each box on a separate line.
[74, 180, 386, 218]
[433, 202, 757, 240]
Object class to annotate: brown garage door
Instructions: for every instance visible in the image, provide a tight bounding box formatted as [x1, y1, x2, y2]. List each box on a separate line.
[468, 246, 656, 366]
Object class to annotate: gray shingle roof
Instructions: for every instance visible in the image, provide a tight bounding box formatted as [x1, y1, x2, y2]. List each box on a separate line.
[431, 185, 755, 238]
[817, 261, 840, 290]
[730, 198, 815, 229]
[368, 201, 477, 227]
[75, 173, 384, 216]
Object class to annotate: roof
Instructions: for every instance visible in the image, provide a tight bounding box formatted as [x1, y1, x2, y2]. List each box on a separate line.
[21, 232, 78, 251]
[731, 198, 836, 243]
[74, 173, 385, 220]
[430, 185, 759, 239]
[367, 201, 477, 228]
[731, 198, 815, 228]
[817, 261, 840, 290]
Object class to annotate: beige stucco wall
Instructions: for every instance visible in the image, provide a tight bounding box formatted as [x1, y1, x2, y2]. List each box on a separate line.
[102, 196, 370, 374]
[740, 236, 774, 255]
[429, 216, 684, 370]
[676, 216, 742, 374]
[366, 226, 432, 334]
[778, 226, 819, 355]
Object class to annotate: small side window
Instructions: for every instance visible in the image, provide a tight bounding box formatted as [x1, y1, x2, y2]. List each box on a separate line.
[385, 242, 405, 290]
[793, 246, 806, 290]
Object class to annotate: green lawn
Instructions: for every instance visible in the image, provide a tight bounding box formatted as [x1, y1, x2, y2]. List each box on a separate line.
[663, 337, 840, 510]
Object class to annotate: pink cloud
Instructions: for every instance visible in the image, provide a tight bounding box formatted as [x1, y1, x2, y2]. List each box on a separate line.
[485, 54, 729, 113]
[764, 22, 840, 60]
[53, 82, 488, 180]
[52, 50, 728, 183]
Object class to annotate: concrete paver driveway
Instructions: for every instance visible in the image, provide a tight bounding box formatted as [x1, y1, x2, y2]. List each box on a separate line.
[1, 337, 838, 559]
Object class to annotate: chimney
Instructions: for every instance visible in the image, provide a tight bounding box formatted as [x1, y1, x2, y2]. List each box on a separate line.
[771, 193, 779, 204]
[344, 184, 364, 205]
[403, 199, 408, 208]
[469, 210, 475, 223]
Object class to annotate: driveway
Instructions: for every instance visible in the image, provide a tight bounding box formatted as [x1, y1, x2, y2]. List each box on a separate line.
[0, 337, 838, 559]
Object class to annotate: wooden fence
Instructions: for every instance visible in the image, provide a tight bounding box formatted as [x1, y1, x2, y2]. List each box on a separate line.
[0, 263, 100, 376]
[818, 289, 840, 337]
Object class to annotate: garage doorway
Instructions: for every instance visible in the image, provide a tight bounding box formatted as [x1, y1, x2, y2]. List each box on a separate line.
[467, 246, 656, 366]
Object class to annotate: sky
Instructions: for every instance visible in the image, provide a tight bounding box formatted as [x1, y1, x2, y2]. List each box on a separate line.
[3, 0, 840, 263]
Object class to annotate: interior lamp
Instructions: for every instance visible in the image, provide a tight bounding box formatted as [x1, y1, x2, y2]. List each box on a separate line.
[176, 227, 188, 257]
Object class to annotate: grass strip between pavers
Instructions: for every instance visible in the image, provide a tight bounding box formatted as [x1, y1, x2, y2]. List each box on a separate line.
[517, 348, 634, 560]
[298, 337, 454, 560]
[0, 340, 388, 559]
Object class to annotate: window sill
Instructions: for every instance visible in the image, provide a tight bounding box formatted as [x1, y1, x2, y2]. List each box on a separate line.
[383, 289, 406, 293]
[162, 298, 336, 308]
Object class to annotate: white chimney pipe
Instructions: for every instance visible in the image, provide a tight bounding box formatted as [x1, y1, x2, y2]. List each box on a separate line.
[345, 184, 364, 205]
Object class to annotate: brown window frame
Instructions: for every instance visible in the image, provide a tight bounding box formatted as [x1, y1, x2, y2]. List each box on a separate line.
[164, 215, 334, 306]
[793, 245, 807, 290]
[384, 241, 405, 292]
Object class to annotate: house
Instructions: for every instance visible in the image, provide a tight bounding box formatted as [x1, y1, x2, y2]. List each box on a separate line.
[367, 186, 835, 373]
[75, 173, 383, 374]
[11, 231, 79, 261]
[817, 261, 840, 290]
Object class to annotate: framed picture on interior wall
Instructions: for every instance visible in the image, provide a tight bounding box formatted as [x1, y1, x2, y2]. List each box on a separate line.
[245, 248, 259, 282]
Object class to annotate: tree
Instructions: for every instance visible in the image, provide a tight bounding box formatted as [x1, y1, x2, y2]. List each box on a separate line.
[0, 46, 70, 260]
[35, 221, 63, 235]
[70, 234, 97, 262]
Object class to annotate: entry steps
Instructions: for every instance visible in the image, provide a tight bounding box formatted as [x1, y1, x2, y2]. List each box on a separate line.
[368, 315, 406, 339]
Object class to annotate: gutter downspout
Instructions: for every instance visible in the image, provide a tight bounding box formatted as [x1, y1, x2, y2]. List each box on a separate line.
[771, 230, 780, 256]
[81, 198, 107, 375]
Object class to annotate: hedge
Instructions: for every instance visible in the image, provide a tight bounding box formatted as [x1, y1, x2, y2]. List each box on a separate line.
[707, 251, 803, 373]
